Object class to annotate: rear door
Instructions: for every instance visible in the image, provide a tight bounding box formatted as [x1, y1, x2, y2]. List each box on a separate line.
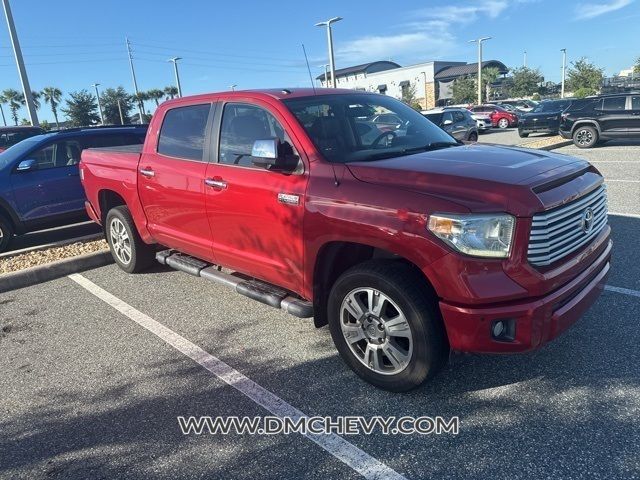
[204, 100, 307, 293]
[597, 96, 629, 135]
[137, 102, 216, 261]
[450, 111, 468, 140]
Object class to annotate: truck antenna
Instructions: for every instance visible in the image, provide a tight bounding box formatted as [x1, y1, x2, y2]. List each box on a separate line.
[302, 44, 317, 95]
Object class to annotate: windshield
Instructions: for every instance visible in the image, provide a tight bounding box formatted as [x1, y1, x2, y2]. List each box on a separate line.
[0, 137, 45, 169]
[283, 94, 457, 163]
[531, 101, 571, 113]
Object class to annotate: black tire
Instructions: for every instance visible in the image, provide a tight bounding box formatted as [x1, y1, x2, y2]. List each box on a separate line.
[573, 125, 598, 149]
[105, 206, 155, 273]
[327, 260, 448, 392]
[468, 132, 478, 142]
[497, 118, 509, 129]
[0, 215, 13, 253]
[518, 131, 529, 138]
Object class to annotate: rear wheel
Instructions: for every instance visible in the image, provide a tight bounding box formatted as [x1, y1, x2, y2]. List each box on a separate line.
[327, 260, 448, 392]
[0, 215, 13, 253]
[105, 206, 155, 273]
[468, 132, 478, 142]
[573, 126, 598, 148]
[498, 118, 509, 129]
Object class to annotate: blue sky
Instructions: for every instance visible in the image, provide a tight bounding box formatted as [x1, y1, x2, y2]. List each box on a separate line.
[1, 0, 638, 122]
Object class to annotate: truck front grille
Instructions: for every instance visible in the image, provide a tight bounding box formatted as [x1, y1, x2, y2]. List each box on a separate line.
[528, 185, 608, 266]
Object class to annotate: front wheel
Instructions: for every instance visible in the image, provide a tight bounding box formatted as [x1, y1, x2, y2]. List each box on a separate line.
[498, 118, 509, 129]
[0, 215, 13, 253]
[468, 131, 478, 142]
[328, 261, 448, 392]
[105, 206, 155, 273]
[573, 126, 598, 148]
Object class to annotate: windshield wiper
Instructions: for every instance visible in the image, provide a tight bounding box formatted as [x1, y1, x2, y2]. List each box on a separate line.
[401, 142, 460, 154]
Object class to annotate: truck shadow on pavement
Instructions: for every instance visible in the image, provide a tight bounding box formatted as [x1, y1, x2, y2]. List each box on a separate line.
[0, 216, 638, 479]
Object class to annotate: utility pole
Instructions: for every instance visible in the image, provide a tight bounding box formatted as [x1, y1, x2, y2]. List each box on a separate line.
[560, 48, 567, 98]
[0, 104, 6, 126]
[2, 0, 38, 126]
[92, 83, 104, 124]
[117, 99, 124, 125]
[523, 50, 527, 67]
[126, 37, 144, 124]
[168, 57, 182, 97]
[469, 37, 491, 105]
[315, 17, 342, 88]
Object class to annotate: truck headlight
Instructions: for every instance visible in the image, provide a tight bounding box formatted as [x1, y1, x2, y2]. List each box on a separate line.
[428, 213, 515, 258]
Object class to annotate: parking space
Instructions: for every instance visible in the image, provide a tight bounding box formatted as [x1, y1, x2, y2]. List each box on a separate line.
[1, 142, 639, 479]
[477, 128, 544, 146]
[4, 221, 101, 255]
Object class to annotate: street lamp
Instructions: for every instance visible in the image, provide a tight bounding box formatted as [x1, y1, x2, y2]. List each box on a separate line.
[560, 48, 567, 98]
[315, 16, 342, 88]
[91, 83, 104, 124]
[168, 57, 182, 97]
[229, 84, 237, 91]
[468, 36, 492, 105]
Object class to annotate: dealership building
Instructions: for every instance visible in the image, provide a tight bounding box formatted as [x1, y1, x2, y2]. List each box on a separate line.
[317, 59, 508, 109]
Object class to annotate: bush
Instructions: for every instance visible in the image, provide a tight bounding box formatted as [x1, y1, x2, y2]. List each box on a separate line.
[573, 87, 596, 98]
[531, 93, 541, 101]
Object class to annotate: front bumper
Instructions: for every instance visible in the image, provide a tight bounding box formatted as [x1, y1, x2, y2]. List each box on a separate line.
[440, 239, 611, 353]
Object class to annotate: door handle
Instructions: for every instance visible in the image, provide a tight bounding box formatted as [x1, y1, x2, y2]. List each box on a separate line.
[205, 178, 227, 189]
[139, 168, 155, 177]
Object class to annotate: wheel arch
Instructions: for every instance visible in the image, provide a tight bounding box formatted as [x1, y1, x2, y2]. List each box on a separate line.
[311, 241, 439, 328]
[0, 196, 22, 234]
[97, 189, 127, 225]
[571, 120, 601, 135]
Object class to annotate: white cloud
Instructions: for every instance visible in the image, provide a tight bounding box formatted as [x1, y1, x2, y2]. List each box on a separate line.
[575, 0, 634, 19]
[334, 0, 522, 64]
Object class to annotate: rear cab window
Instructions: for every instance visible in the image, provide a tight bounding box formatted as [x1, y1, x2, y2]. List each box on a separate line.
[157, 104, 211, 161]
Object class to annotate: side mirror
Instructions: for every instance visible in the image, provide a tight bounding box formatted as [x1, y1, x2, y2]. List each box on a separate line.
[443, 119, 453, 126]
[16, 159, 37, 172]
[251, 138, 297, 171]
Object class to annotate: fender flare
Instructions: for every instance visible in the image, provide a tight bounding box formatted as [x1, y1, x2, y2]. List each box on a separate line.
[571, 120, 601, 136]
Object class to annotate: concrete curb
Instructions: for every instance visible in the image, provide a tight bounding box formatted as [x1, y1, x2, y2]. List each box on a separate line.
[537, 140, 573, 151]
[0, 233, 104, 259]
[0, 250, 114, 293]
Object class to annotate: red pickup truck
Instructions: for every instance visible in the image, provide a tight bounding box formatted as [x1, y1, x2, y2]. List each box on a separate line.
[80, 89, 611, 391]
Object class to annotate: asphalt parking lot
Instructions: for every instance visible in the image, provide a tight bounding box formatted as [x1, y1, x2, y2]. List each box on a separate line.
[1, 141, 639, 479]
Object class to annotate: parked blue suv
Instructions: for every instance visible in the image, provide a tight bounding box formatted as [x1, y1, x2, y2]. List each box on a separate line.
[0, 125, 147, 252]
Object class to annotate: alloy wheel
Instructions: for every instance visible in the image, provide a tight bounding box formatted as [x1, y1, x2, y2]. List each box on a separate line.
[109, 217, 132, 265]
[498, 118, 509, 129]
[340, 287, 413, 375]
[576, 128, 594, 146]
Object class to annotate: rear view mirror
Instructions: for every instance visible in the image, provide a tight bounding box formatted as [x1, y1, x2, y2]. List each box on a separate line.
[16, 159, 37, 172]
[443, 119, 453, 126]
[251, 138, 298, 171]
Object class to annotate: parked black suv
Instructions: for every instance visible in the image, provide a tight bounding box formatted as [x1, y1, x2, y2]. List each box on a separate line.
[559, 93, 640, 148]
[518, 99, 573, 137]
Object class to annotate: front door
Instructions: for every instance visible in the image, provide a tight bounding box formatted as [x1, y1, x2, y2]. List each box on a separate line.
[10, 140, 85, 222]
[204, 101, 307, 294]
[597, 96, 629, 135]
[628, 95, 640, 134]
[137, 102, 215, 261]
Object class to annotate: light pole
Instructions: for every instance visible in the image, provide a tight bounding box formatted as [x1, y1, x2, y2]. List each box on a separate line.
[0, 104, 6, 126]
[229, 84, 237, 91]
[523, 50, 527, 67]
[468, 37, 491, 105]
[319, 64, 329, 87]
[168, 57, 182, 97]
[315, 17, 342, 88]
[2, 0, 38, 125]
[560, 48, 567, 98]
[126, 37, 144, 124]
[92, 83, 104, 124]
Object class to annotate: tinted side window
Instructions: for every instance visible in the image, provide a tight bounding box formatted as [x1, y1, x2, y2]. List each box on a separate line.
[219, 103, 292, 168]
[453, 111, 465, 123]
[632, 96, 640, 110]
[602, 97, 626, 111]
[158, 104, 210, 161]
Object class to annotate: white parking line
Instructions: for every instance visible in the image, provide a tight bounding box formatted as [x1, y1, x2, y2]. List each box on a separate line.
[609, 212, 640, 218]
[605, 180, 640, 183]
[68, 273, 407, 480]
[605, 285, 640, 299]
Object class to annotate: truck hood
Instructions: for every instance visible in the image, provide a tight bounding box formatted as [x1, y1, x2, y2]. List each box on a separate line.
[346, 144, 592, 215]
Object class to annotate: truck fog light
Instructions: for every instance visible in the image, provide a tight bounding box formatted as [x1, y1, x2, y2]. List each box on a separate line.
[491, 318, 515, 342]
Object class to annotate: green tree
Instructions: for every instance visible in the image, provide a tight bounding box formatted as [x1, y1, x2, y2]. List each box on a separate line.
[451, 76, 476, 104]
[40, 119, 52, 131]
[508, 66, 543, 97]
[146, 88, 165, 107]
[41, 87, 63, 129]
[634, 57, 640, 74]
[29, 91, 41, 110]
[482, 67, 501, 102]
[1, 88, 24, 125]
[61, 89, 99, 126]
[572, 87, 597, 98]
[100, 87, 133, 124]
[566, 57, 603, 92]
[164, 85, 178, 99]
[399, 83, 421, 110]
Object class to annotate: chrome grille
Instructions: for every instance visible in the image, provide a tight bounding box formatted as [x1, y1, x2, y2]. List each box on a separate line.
[528, 185, 608, 266]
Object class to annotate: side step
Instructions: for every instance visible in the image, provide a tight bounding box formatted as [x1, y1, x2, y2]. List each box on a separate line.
[156, 250, 313, 318]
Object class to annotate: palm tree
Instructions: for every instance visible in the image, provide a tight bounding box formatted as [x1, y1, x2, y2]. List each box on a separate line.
[29, 91, 41, 110]
[164, 85, 178, 100]
[131, 91, 150, 116]
[146, 88, 165, 107]
[1, 89, 25, 125]
[42, 87, 63, 129]
[482, 67, 501, 103]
